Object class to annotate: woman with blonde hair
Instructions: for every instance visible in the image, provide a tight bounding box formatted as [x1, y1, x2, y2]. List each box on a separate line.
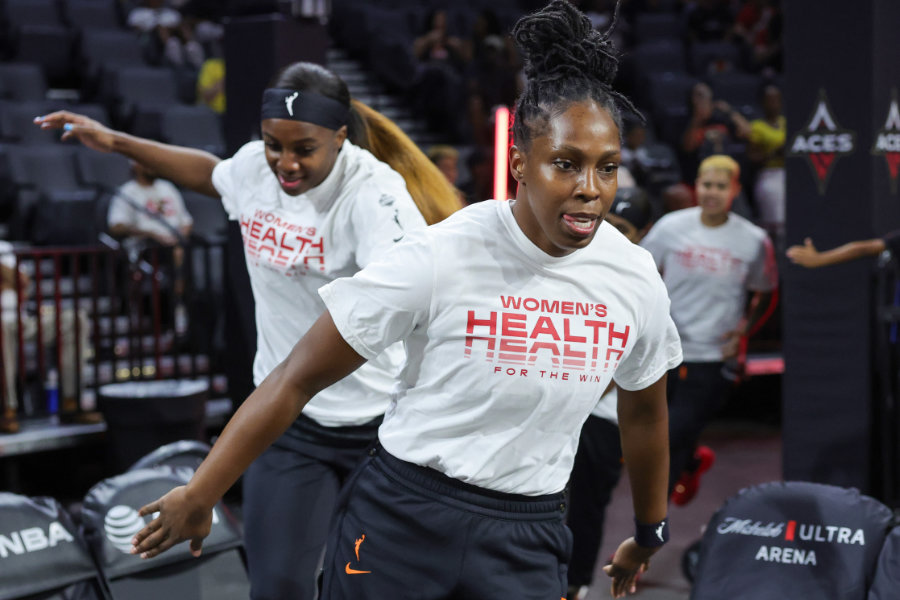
[36, 60, 460, 600]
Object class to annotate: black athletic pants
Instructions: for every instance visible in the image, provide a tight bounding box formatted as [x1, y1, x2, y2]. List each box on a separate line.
[566, 415, 623, 588]
[666, 361, 729, 490]
[320, 445, 572, 600]
[242, 413, 380, 600]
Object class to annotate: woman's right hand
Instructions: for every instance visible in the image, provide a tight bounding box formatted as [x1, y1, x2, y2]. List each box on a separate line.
[786, 237, 822, 268]
[34, 111, 117, 153]
[130, 485, 213, 559]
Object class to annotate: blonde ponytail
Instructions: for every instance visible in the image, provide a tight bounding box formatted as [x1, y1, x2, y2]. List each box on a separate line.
[350, 100, 462, 225]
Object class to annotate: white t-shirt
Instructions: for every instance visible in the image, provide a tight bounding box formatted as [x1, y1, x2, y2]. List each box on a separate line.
[320, 200, 682, 495]
[212, 140, 426, 426]
[108, 179, 193, 239]
[640, 207, 777, 362]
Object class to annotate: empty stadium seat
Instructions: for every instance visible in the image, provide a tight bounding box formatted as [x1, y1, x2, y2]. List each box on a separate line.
[181, 190, 227, 245]
[12, 25, 76, 88]
[3, 0, 63, 28]
[160, 105, 226, 157]
[108, 66, 180, 137]
[691, 481, 894, 600]
[0, 63, 48, 102]
[63, 0, 122, 30]
[80, 467, 250, 600]
[0, 100, 61, 144]
[79, 29, 145, 100]
[75, 146, 132, 192]
[6, 145, 101, 244]
[633, 12, 684, 44]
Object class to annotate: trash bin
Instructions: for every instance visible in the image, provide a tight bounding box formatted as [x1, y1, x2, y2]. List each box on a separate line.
[98, 379, 209, 472]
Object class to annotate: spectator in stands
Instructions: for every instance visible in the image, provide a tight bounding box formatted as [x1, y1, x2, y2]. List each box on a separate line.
[427, 144, 466, 204]
[109, 161, 193, 250]
[128, 3, 681, 599]
[640, 154, 777, 505]
[465, 29, 519, 147]
[413, 9, 469, 141]
[734, 0, 783, 74]
[412, 9, 467, 68]
[37, 61, 460, 600]
[196, 56, 225, 115]
[458, 145, 494, 204]
[1, 243, 89, 422]
[567, 186, 654, 600]
[746, 83, 785, 249]
[680, 81, 750, 181]
[128, 0, 205, 69]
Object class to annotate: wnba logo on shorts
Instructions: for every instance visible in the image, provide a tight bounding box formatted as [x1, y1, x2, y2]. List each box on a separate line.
[789, 90, 856, 195]
[872, 89, 900, 194]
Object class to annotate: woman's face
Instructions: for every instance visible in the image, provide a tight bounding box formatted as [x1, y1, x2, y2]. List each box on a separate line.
[695, 167, 737, 219]
[261, 118, 347, 196]
[509, 100, 621, 257]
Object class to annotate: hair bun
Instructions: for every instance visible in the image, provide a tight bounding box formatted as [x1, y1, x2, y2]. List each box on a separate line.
[513, 0, 619, 87]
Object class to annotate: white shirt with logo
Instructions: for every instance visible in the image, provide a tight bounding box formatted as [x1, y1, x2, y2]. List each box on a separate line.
[640, 207, 777, 362]
[108, 179, 193, 238]
[319, 200, 682, 495]
[212, 140, 426, 426]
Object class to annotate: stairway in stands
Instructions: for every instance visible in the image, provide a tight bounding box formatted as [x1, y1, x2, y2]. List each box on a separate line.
[325, 48, 444, 150]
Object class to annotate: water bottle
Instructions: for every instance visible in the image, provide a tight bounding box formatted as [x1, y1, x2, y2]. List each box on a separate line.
[45, 368, 59, 424]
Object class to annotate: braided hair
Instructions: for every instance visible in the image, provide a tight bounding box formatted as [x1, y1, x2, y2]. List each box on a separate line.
[511, 0, 639, 148]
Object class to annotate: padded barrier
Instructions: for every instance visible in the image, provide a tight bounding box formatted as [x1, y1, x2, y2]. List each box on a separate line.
[691, 481, 895, 600]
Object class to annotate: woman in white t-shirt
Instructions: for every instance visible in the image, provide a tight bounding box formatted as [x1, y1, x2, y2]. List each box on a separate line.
[35, 63, 460, 600]
[129, 2, 682, 598]
[640, 154, 778, 504]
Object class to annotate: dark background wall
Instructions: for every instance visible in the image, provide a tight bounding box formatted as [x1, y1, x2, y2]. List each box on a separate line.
[783, 0, 900, 499]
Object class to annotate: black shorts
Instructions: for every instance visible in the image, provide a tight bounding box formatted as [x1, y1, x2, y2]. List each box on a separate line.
[320, 445, 572, 600]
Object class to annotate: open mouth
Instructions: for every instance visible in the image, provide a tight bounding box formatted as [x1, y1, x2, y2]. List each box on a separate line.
[562, 214, 598, 236]
[278, 174, 304, 190]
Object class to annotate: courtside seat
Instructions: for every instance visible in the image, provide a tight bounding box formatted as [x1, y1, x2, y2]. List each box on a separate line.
[869, 525, 900, 599]
[0, 492, 107, 600]
[127, 439, 211, 473]
[80, 467, 250, 600]
[691, 481, 894, 600]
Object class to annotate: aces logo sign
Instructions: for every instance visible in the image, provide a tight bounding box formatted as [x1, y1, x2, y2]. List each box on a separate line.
[789, 90, 856, 194]
[871, 89, 900, 194]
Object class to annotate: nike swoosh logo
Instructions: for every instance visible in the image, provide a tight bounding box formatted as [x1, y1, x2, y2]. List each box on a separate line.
[345, 562, 371, 574]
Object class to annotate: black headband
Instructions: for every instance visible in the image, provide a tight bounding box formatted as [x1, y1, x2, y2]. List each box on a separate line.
[260, 88, 349, 130]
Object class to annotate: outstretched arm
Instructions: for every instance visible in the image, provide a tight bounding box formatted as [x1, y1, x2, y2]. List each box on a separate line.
[604, 374, 669, 598]
[130, 310, 367, 558]
[786, 237, 885, 268]
[34, 111, 221, 198]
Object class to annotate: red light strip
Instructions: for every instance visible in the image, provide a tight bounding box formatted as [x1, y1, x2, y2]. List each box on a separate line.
[493, 106, 510, 201]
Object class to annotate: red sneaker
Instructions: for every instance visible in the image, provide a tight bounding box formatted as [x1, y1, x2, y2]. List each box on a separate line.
[670, 446, 716, 506]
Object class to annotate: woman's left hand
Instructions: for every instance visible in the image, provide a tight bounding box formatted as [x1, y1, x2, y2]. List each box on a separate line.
[130, 485, 212, 559]
[602, 538, 656, 598]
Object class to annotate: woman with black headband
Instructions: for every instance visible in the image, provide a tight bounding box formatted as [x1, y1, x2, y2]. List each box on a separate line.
[35, 62, 460, 600]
